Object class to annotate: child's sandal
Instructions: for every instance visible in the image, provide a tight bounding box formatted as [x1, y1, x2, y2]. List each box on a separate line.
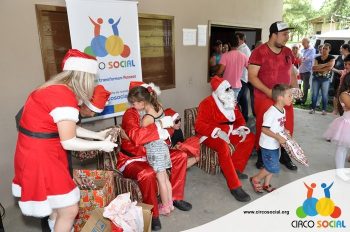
[250, 177, 263, 194]
[263, 184, 276, 193]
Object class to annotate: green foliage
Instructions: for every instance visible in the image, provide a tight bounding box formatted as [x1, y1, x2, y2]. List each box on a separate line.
[319, 0, 350, 30]
[283, 0, 316, 40]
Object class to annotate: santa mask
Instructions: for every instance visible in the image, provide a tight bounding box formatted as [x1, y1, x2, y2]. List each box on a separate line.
[215, 80, 236, 110]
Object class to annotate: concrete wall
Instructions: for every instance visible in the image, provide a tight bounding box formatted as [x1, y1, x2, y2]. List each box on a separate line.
[0, 0, 282, 208]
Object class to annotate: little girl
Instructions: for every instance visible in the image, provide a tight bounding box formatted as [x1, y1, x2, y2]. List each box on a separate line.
[324, 73, 350, 181]
[128, 83, 173, 215]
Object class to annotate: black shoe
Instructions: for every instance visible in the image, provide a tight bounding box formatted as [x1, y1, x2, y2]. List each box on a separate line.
[236, 170, 248, 179]
[281, 160, 298, 170]
[151, 217, 161, 231]
[230, 187, 251, 202]
[255, 161, 264, 169]
[173, 200, 192, 211]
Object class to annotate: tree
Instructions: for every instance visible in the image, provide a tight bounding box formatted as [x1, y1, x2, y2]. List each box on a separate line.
[283, 0, 316, 41]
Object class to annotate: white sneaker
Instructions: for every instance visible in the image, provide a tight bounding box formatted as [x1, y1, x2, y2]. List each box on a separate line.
[309, 109, 315, 114]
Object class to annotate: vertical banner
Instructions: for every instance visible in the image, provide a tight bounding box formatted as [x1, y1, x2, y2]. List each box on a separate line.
[65, 0, 142, 121]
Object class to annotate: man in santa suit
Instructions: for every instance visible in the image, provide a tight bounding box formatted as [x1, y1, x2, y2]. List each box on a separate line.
[117, 81, 192, 231]
[195, 76, 255, 202]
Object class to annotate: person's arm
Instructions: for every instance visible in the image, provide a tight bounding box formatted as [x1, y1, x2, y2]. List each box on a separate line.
[216, 64, 225, 76]
[58, 120, 117, 152]
[302, 49, 315, 62]
[340, 91, 350, 109]
[248, 64, 272, 98]
[209, 55, 216, 67]
[261, 127, 286, 145]
[290, 65, 298, 88]
[141, 114, 154, 127]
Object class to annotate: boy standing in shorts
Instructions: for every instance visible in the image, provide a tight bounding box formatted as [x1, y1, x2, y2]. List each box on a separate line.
[250, 84, 293, 193]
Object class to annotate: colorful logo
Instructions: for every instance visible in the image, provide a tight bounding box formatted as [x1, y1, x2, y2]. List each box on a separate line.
[296, 182, 341, 219]
[84, 17, 131, 58]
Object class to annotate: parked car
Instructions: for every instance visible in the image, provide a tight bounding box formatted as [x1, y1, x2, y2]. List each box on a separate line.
[314, 30, 350, 55]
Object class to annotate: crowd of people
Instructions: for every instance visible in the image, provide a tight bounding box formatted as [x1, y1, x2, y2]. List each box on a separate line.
[12, 21, 350, 232]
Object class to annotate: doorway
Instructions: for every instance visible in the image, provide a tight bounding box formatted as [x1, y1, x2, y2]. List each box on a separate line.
[208, 24, 262, 80]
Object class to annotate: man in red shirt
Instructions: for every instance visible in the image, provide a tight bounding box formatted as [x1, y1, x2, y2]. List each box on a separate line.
[248, 21, 299, 171]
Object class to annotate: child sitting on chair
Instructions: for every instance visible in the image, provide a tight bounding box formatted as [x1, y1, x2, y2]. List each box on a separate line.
[164, 108, 200, 168]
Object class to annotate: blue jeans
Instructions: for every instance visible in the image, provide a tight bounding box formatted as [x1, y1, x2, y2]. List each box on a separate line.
[311, 76, 330, 111]
[261, 147, 280, 174]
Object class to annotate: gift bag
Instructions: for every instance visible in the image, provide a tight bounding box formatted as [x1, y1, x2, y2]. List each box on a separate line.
[73, 170, 116, 231]
[279, 131, 308, 167]
[103, 193, 143, 232]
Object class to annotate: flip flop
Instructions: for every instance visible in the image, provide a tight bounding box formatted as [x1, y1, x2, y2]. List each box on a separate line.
[250, 177, 263, 194]
[263, 184, 276, 193]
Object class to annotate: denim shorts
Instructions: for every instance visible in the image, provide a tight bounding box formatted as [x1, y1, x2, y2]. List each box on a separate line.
[261, 147, 280, 174]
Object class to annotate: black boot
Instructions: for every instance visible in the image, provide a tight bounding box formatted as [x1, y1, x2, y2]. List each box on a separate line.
[173, 200, 192, 211]
[151, 217, 161, 231]
[255, 149, 264, 169]
[280, 147, 297, 171]
[40, 216, 51, 232]
[230, 187, 251, 202]
[236, 170, 248, 179]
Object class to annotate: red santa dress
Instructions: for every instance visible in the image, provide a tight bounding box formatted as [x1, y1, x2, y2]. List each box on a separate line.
[12, 85, 80, 217]
[117, 107, 187, 218]
[195, 93, 255, 190]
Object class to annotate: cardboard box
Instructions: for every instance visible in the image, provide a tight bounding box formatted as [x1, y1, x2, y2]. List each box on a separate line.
[137, 203, 153, 232]
[81, 203, 153, 232]
[73, 170, 116, 231]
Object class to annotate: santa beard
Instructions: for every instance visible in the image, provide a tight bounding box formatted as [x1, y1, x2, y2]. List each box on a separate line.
[217, 89, 236, 110]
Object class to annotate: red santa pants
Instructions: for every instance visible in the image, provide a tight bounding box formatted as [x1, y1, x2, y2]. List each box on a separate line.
[254, 96, 294, 149]
[122, 150, 187, 218]
[203, 133, 255, 190]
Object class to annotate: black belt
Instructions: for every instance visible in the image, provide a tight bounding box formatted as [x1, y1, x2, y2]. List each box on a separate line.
[18, 125, 59, 139]
[220, 121, 234, 125]
[121, 148, 136, 157]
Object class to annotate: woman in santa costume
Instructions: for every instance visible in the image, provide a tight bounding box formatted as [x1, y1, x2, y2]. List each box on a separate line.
[117, 81, 192, 231]
[12, 49, 118, 232]
[195, 76, 255, 202]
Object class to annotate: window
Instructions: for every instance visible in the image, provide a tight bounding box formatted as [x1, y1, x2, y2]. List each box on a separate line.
[36, 5, 71, 81]
[324, 39, 345, 55]
[36, 6, 175, 89]
[138, 14, 175, 89]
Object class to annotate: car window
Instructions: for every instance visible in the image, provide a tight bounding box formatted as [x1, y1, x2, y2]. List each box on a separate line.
[324, 40, 345, 55]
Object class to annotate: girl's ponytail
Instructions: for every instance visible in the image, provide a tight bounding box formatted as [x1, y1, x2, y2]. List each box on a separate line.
[149, 91, 161, 112]
[337, 73, 350, 116]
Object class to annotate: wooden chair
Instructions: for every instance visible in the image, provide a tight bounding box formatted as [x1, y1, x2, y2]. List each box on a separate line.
[184, 107, 221, 175]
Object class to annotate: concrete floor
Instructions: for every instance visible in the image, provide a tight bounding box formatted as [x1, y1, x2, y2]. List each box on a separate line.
[3, 108, 346, 232]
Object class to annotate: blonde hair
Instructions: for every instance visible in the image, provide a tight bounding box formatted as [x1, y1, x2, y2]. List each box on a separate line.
[40, 70, 95, 104]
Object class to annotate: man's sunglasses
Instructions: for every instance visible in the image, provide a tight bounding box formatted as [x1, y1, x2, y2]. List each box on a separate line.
[174, 118, 181, 124]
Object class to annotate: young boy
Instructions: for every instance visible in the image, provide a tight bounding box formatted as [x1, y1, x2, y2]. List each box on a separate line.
[250, 84, 293, 193]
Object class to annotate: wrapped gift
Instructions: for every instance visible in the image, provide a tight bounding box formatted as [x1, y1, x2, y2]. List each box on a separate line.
[291, 87, 303, 100]
[279, 131, 309, 167]
[73, 169, 116, 231]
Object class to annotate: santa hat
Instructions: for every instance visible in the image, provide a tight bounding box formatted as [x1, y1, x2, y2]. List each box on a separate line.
[128, 81, 161, 95]
[85, 85, 111, 113]
[210, 76, 231, 93]
[62, 49, 98, 74]
[164, 108, 180, 121]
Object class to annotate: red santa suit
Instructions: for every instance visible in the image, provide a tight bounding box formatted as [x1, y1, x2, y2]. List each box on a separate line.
[12, 85, 80, 217]
[117, 107, 187, 218]
[195, 77, 255, 190]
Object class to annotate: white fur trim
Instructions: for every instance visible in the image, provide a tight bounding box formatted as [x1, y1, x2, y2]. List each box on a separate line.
[172, 113, 180, 121]
[12, 183, 21, 197]
[155, 122, 171, 140]
[141, 83, 161, 96]
[18, 187, 80, 217]
[85, 101, 104, 113]
[63, 57, 98, 74]
[119, 157, 147, 172]
[211, 128, 221, 139]
[199, 136, 207, 143]
[212, 93, 235, 122]
[50, 107, 79, 123]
